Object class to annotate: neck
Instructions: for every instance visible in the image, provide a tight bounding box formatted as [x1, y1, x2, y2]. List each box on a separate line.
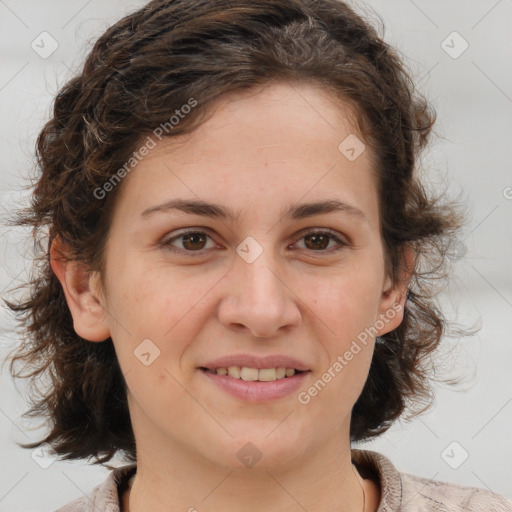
[124, 436, 378, 512]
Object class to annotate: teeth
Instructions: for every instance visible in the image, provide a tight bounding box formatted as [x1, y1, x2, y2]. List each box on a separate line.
[209, 366, 299, 381]
[227, 366, 241, 379]
[258, 368, 277, 381]
[276, 367, 286, 379]
[240, 367, 259, 381]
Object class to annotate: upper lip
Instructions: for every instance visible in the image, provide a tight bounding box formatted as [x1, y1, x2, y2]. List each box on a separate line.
[199, 354, 310, 372]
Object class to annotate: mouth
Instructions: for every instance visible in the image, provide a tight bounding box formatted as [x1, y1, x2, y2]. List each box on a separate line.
[197, 354, 311, 401]
[199, 366, 310, 401]
[199, 366, 308, 382]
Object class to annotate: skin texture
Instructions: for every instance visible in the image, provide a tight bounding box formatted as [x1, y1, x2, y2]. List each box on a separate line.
[51, 81, 410, 512]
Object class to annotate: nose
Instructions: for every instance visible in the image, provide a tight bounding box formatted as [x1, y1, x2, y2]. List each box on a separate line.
[217, 246, 302, 338]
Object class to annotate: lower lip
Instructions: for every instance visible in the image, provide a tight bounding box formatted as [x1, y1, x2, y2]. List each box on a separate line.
[199, 369, 310, 402]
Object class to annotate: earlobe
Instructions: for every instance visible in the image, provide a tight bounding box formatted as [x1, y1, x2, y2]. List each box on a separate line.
[376, 246, 415, 336]
[50, 237, 111, 342]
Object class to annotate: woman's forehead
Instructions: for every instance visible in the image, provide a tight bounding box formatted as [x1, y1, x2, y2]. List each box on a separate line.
[109, 83, 379, 229]
[148, 82, 363, 157]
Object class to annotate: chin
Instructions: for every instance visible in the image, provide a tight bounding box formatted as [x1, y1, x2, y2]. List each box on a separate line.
[203, 425, 308, 471]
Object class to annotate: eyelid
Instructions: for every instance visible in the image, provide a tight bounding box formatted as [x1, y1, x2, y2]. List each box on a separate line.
[160, 226, 350, 256]
[159, 227, 218, 254]
[292, 227, 349, 251]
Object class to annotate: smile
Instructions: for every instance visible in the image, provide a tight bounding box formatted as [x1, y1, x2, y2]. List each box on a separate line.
[199, 367, 310, 401]
[201, 366, 305, 381]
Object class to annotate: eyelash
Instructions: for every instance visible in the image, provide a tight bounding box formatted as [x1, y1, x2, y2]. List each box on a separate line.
[160, 228, 349, 256]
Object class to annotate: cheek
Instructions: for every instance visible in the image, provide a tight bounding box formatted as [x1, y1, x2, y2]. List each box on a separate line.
[106, 262, 208, 417]
[312, 284, 377, 374]
[297, 277, 379, 424]
[300, 263, 383, 395]
[107, 257, 211, 337]
[305, 265, 384, 340]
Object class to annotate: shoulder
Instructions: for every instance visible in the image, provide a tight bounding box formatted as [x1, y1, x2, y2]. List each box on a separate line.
[400, 471, 512, 512]
[351, 449, 512, 512]
[54, 463, 136, 512]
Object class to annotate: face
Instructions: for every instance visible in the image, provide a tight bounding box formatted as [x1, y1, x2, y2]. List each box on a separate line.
[58, 81, 407, 471]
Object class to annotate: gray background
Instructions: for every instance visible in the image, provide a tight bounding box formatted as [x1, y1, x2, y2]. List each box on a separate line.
[1, 1, 511, 510]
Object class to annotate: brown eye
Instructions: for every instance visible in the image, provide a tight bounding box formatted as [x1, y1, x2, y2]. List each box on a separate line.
[161, 230, 215, 255]
[181, 232, 208, 251]
[161, 228, 348, 257]
[295, 229, 348, 253]
[303, 233, 331, 250]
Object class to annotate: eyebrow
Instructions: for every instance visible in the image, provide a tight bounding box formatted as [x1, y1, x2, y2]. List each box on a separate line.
[140, 198, 367, 223]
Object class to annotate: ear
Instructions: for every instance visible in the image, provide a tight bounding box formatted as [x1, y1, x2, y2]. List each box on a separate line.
[376, 245, 415, 336]
[50, 236, 111, 342]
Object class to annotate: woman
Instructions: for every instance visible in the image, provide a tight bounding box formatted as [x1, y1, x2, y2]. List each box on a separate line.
[6, 0, 512, 511]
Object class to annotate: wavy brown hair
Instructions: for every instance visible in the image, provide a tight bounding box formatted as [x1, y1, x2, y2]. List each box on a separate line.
[4, 0, 463, 465]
